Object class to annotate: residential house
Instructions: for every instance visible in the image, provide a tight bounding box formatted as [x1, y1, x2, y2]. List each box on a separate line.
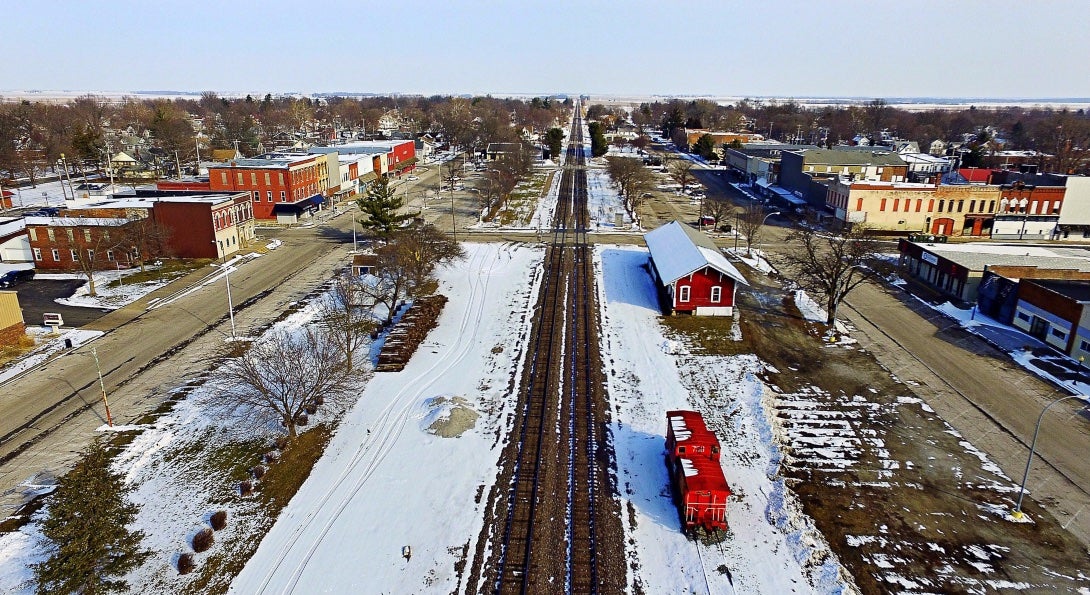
[644, 220, 748, 316]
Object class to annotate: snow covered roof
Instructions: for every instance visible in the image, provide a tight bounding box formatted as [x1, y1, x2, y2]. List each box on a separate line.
[24, 216, 133, 227]
[644, 221, 747, 286]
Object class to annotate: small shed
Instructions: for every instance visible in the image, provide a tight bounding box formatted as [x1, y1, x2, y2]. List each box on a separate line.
[351, 253, 378, 277]
[644, 220, 747, 316]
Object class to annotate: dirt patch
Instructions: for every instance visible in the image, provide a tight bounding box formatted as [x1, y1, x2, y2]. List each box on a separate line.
[422, 396, 480, 438]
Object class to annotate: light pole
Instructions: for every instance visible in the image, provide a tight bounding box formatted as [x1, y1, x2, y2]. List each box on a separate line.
[214, 262, 237, 339]
[756, 211, 781, 269]
[1012, 394, 1089, 519]
[90, 347, 113, 427]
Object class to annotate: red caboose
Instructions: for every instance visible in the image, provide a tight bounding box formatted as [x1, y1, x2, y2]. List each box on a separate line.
[666, 410, 731, 533]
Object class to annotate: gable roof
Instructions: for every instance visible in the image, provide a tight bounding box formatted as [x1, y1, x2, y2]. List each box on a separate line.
[644, 221, 747, 286]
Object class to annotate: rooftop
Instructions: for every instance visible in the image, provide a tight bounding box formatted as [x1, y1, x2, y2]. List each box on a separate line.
[790, 148, 908, 167]
[913, 241, 1090, 273]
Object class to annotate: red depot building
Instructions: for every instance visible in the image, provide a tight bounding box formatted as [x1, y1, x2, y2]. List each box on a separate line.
[644, 220, 748, 316]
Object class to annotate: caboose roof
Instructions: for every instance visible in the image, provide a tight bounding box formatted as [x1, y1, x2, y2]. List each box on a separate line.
[644, 221, 747, 286]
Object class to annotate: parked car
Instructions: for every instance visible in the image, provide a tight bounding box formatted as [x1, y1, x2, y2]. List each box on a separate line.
[0, 269, 35, 287]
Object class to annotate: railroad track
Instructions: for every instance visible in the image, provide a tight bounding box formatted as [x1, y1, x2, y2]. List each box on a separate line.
[487, 106, 613, 594]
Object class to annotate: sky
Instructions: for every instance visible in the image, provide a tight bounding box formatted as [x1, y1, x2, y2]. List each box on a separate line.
[2, 0, 1089, 99]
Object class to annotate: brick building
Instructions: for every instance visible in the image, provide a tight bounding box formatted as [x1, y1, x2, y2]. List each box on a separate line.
[26, 215, 139, 271]
[207, 153, 330, 220]
[309, 140, 416, 177]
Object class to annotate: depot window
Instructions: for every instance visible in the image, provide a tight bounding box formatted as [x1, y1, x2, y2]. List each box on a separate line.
[711, 286, 722, 303]
[679, 285, 690, 302]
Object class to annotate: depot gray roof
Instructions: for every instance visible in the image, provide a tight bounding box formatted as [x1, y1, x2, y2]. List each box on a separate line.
[644, 220, 747, 285]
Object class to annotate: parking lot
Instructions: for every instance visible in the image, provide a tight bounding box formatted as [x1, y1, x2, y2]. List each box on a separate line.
[9, 279, 112, 328]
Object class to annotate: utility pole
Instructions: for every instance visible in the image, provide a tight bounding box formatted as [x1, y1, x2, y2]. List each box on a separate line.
[175, 150, 182, 177]
[90, 347, 113, 427]
[58, 153, 70, 201]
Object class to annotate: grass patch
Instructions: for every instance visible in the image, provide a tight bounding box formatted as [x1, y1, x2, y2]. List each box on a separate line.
[660, 315, 748, 356]
[106, 258, 213, 288]
[0, 334, 37, 368]
[179, 425, 333, 595]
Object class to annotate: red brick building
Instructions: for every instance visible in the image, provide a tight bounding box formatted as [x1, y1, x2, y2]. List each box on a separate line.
[207, 153, 329, 220]
[26, 215, 140, 271]
[149, 192, 254, 260]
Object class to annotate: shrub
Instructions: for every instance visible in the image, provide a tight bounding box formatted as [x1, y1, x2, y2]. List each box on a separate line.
[252, 465, 266, 480]
[239, 480, 253, 497]
[296, 413, 309, 427]
[192, 527, 214, 553]
[305, 403, 318, 415]
[274, 436, 288, 450]
[177, 552, 195, 574]
[210, 510, 228, 531]
[263, 451, 280, 464]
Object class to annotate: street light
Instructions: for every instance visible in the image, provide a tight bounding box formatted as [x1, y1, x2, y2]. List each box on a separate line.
[756, 211, 781, 270]
[213, 262, 237, 339]
[1011, 393, 1090, 520]
[90, 347, 113, 427]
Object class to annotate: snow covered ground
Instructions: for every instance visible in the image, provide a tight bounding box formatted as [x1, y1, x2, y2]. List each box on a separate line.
[230, 242, 543, 594]
[596, 245, 854, 594]
[0, 328, 102, 385]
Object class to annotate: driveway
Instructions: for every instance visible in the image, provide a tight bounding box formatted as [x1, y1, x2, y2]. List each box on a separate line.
[9, 279, 112, 328]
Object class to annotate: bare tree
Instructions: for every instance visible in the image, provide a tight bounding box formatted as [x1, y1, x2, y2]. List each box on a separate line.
[605, 156, 655, 224]
[705, 198, 733, 229]
[776, 221, 889, 326]
[668, 159, 695, 194]
[216, 326, 351, 438]
[735, 203, 772, 256]
[357, 225, 465, 324]
[117, 217, 173, 272]
[317, 273, 378, 374]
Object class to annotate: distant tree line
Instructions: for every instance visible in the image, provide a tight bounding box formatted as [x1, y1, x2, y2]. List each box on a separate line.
[0, 93, 572, 182]
[586, 98, 1090, 174]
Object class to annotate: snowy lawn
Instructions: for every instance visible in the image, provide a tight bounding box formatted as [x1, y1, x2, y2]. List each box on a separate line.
[230, 242, 543, 594]
[596, 245, 854, 594]
[0, 328, 103, 384]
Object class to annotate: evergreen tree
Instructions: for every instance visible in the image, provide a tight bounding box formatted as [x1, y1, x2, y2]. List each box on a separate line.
[356, 176, 418, 236]
[545, 127, 564, 160]
[693, 133, 718, 160]
[33, 442, 150, 595]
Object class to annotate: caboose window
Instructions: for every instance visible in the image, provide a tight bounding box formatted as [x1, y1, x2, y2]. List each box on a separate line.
[712, 446, 719, 454]
[678, 446, 686, 454]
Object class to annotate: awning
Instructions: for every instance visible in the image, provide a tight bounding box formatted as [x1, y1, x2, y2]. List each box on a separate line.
[358, 171, 378, 184]
[272, 194, 324, 215]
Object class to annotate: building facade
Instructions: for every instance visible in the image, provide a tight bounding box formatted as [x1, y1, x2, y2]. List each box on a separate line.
[207, 153, 329, 220]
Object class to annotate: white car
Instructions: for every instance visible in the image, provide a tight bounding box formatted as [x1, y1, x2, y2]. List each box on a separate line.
[266, 239, 282, 250]
[406, 175, 419, 181]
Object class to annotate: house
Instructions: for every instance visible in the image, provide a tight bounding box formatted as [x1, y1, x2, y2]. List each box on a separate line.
[644, 220, 748, 316]
[485, 143, 525, 161]
[210, 148, 244, 162]
[1, 189, 13, 209]
[111, 151, 138, 172]
[682, 130, 765, 151]
[0, 291, 25, 347]
[929, 140, 946, 156]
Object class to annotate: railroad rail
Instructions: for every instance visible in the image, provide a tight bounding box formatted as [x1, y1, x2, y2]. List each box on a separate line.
[487, 106, 616, 594]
